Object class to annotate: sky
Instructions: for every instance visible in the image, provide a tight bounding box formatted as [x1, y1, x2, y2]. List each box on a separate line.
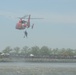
[0, 0, 76, 50]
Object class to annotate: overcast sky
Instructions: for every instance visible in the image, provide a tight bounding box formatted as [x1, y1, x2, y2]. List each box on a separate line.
[0, 0, 76, 50]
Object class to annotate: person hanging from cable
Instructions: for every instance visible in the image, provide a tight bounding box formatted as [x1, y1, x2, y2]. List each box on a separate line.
[24, 31, 28, 38]
[31, 24, 34, 29]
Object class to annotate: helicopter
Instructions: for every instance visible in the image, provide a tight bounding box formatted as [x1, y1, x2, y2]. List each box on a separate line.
[16, 15, 34, 30]
[16, 15, 43, 37]
[0, 14, 43, 37]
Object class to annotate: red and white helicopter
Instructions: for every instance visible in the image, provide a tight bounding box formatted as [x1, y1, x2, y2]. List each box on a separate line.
[16, 15, 34, 30]
[16, 15, 43, 37]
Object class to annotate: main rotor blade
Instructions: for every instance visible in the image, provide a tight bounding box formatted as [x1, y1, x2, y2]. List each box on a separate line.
[17, 15, 29, 19]
[25, 18, 44, 19]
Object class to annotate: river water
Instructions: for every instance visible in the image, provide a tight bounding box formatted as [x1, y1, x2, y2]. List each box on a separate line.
[0, 62, 76, 75]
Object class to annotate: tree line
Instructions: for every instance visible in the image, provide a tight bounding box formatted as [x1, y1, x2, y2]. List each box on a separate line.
[1, 46, 76, 59]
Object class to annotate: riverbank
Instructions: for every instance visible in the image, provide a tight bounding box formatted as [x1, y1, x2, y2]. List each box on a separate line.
[0, 57, 76, 63]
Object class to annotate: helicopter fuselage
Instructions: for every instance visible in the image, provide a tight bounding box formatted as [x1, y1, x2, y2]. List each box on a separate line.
[16, 19, 27, 30]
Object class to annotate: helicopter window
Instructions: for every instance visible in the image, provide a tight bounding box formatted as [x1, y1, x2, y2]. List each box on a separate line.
[21, 20, 27, 24]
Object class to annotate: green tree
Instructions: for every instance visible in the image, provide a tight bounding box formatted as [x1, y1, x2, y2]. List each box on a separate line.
[30, 46, 40, 56]
[40, 46, 50, 56]
[59, 48, 65, 55]
[59, 48, 74, 58]
[21, 46, 28, 56]
[52, 48, 59, 55]
[49, 48, 52, 55]
[66, 48, 74, 56]
[14, 47, 20, 55]
[2, 46, 12, 54]
[73, 49, 76, 56]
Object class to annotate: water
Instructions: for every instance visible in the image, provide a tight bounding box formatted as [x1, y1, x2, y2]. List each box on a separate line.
[0, 62, 76, 75]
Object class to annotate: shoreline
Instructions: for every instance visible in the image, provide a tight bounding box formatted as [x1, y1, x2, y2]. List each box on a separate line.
[0, 58, 76, 63]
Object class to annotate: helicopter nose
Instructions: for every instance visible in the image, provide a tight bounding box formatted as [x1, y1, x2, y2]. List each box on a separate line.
[16, 24, 18, 29]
